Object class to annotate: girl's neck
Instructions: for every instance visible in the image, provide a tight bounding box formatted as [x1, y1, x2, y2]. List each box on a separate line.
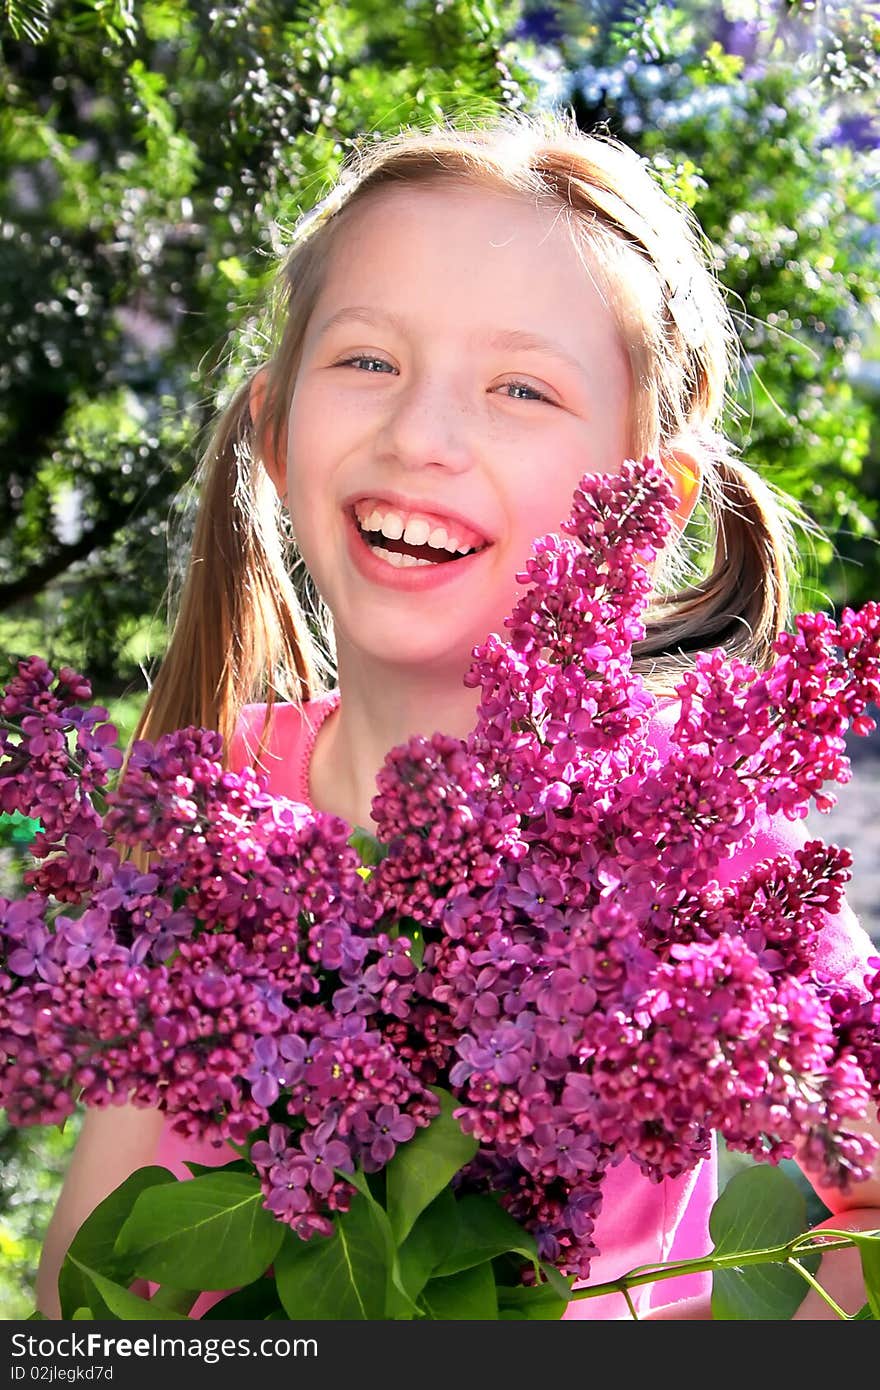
[309, 646, 483, 832]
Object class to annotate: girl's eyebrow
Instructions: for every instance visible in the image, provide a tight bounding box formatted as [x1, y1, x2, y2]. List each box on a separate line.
[314, 305, 588, 381]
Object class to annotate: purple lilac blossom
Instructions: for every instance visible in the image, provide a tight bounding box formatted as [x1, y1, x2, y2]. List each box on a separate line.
[1, 457, 879, 1282]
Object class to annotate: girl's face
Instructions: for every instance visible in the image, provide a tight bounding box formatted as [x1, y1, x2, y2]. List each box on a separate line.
[284, 182, 632, 676]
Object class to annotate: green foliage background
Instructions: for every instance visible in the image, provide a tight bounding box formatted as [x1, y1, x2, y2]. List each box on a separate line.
[1, 0, 878, 1318]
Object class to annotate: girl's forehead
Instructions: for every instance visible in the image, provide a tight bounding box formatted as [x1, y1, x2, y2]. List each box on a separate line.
[332, 179, 569, 261]
[317, 181, 622, 332]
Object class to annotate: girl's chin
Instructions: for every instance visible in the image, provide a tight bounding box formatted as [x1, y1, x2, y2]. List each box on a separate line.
[337, 618, 492, 674]
[351, 635, 484, 671]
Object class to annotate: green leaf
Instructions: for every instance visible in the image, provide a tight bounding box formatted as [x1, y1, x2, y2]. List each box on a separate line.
[58, 1166, 177, 1319]
[343, 1168, 418, 1318]
[843, 1230, 880, 1320]
[421, 1261, 498, 1319]
[69, 1260, 189, 1321]
[496, 1279, 569, 1320]
[709, 1165, 819, 1320]
[531, 1258, 573, 1304]
[274, 1195, 388, 1320]
[348, 825, 389, 866]
[392, 916, 425, 968]
[432, 1194, 539, 1277]
[218, 256, 248, 286]
[148, 1286, 200, 1315]
[0, 810, 41, 845]
[183, 1159, 252, 1178]
[702, 40, 745, 83]
[396, 1189, 460, 1305]
[71, 1309, 93, 1320]
[114, 1172, 285, 1291]
[201, 1278, 284, 1320]
[385, 1089, 478, 1244]
[4, 0, 52, 44]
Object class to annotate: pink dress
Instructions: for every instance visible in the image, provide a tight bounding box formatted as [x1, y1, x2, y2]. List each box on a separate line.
[153, 690, 876, 1319]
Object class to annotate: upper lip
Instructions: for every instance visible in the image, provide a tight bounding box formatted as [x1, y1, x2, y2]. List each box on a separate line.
[344, 490, 494, 546]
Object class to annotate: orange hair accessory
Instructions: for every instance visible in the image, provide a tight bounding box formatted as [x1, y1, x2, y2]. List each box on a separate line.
[665, 455, 701, 516]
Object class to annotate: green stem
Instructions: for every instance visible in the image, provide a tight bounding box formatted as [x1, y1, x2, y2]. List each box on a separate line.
[569, 1232, 857, 1303]
[788, 1259, 849, 1320]
[622, 1287, 639, 1320]
[796, 1227, 880, 1245]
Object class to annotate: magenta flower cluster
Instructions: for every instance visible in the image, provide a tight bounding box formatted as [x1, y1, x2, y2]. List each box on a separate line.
[2, 457, 879, 1278]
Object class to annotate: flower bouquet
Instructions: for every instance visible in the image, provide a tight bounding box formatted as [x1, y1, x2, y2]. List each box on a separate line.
[2, 459, 880, 1321]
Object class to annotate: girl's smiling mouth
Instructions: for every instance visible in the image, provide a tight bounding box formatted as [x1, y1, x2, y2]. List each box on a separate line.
[353, 501, 486, 561]
[343, 505, 493, 589]
[344, 492, 494, 573]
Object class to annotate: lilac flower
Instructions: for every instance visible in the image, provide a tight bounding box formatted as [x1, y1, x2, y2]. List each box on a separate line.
[531, 1122, 599, 1182]
[243, 1037, 283, 1109]
[1, 895, 48, 941]
[300, 1122, 354, 1193]
[57, 909, 118, 969]
[262, 1157, 312, 1220]
[250, 1122, 291, 1169]
[452, 1024, 532, 1085]
[506, 864, 566, 923]
[354, 1103, 416, 1168]
[6, 921, 57, 981]
[19, 713, 66, 758]
[332, 975, 379, 1016]
[3, 459, 880, 1287]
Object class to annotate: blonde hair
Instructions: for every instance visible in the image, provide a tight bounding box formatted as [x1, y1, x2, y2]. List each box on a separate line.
[136, 108, 802, 758]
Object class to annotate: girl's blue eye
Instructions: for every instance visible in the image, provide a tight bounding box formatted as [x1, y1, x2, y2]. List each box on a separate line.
[338, 355, 550, 403]
[501, 380, 549, 403]
[339, 354, 395, 373]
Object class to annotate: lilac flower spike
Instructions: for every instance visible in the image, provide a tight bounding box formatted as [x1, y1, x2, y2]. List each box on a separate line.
[1, 457, 879, 1281]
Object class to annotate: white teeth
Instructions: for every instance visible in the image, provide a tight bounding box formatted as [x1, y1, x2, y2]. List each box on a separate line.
[371, 544, 434, 568]
[354, 499, 483, 554]
[378, 511, 404, 541]
[402, 518, 431, 546]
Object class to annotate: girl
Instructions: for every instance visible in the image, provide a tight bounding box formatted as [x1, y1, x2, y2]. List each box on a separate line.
[37, 109, 880, 1320]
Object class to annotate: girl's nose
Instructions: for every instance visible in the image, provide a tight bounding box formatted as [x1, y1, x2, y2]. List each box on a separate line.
[375, 373, 475, 474]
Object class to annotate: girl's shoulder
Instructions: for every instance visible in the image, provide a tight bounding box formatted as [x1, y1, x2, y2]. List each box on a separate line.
[228, 688, 340, 803]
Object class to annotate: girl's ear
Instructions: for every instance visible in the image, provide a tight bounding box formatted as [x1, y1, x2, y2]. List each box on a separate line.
[248, 366, 288, 499]
[662, 446, 702, 532]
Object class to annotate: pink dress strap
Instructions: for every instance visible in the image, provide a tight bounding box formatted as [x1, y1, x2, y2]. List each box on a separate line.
[228, 689, 341, 803]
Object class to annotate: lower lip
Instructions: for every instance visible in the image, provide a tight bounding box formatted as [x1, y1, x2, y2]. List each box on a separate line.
[344, 509, 491, 592]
